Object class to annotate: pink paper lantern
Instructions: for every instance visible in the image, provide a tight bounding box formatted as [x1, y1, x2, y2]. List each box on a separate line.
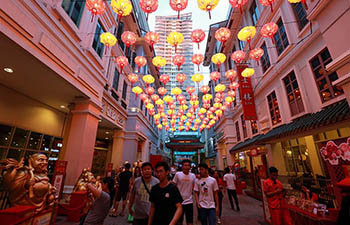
[140, 0, 158, 20]
[191, 29, 206, 49]
[173, 55, 185, 70]
[169, 0, 188, 19]
[121, 31, 137, 55]
[231, 50, 246, 64]
[115, 56, 129, 74]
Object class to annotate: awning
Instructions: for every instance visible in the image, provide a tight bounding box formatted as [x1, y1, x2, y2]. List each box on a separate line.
[230, 100, 350, 153]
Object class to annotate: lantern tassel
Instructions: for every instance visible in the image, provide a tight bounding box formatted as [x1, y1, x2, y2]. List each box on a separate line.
[146, 13, 149, 21]
[91, 14, 95, 23]
[248, 40, 251, 50]
[198, 65, 200, 71]
[126, 45, 129, 55]
[178, 65, 181, 71]
[175, 45, 177, 53]
[178, 11, 180, 19]
[269, 3, 273, 13]
[240, 6, 243, 14]
[302, 0, 308, 10]
[256, 59, 260, 66]
[208, 10, 211, 20]
[271, 37, 275, 45]
[120, 67, 123, 74]
[138, 67, 140, 73]
[198, 43, 200, 50]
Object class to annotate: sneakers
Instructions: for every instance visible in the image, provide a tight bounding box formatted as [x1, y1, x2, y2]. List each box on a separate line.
[217, 218, 222, 224]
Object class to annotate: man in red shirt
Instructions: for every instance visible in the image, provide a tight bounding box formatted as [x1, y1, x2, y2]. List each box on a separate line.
[263, 167, 292, 225]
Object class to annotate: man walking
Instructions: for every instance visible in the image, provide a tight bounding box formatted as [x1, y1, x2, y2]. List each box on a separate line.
[111, 163, 132, 217]
[129, 162, 159, 225]
[223, 167, 240, 211]
[173, 159, 196, 225]
[148, 161, 183, 225]
[194, 163, 219, 225]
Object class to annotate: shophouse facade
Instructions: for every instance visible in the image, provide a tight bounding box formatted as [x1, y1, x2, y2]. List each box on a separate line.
[0, 0, 159, 191]
[205, 0, 350, 205]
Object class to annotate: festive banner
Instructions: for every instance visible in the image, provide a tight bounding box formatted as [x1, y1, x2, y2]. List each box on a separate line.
[237, 65, 258, 120]
[320, 137, 350, 165]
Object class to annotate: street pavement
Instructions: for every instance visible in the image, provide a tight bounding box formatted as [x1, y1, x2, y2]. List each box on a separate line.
[56, 193, 267, 225]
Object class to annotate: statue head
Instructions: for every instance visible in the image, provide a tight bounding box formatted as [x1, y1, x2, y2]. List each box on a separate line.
[29, 154, 48, 174]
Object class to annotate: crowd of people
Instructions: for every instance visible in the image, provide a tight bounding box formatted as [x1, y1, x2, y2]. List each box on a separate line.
[81, 160, 241, 225]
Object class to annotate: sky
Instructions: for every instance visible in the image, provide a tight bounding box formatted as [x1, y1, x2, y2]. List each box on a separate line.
[147, 0, 231, 84]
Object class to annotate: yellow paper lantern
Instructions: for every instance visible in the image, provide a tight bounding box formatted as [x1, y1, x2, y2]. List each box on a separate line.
[142, 75, 155, 85]
[146, 103, 154, 109]
[190, 100, 199, 106]
[214, 84, 226, 93]
[157, 124, 163, 129]
[167, 32, 184, 52]
[197, 0, 220, 19]
[191, 74, 204, 83]
[211, 53, 226, 70]
[155, 99, 164, 105]
[154, 114, 160, 119]
[225, 96, 233, 103]
[167, 109, 175, 115]
[111, 0, 132, 21]
[214, 103, 222, 108]
[100, 32, 117, 49]
[180, 105, 188, 110]
[152, 56, 167, 69]
[163, 95, 174, 104]
[199, 108, 207, 114]
[242, 68, 255, 77]
[171, 87, 182, 96]
[203, 94, 213, 101]
[132, 86, 143, 95]
[181, 115, 187, 121]
[186, 113, 192, 117]
[237, 26, 256, 49]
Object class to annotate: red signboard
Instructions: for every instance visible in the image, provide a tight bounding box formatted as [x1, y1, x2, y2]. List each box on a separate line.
[237, 65, 258, 120]
[52, 160, 67, 200]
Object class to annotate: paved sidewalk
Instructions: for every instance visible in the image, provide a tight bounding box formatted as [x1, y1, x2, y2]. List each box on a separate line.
[56, 193, 267, 225]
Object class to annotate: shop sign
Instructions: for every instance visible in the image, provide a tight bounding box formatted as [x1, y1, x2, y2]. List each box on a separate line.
[102, 100, 125, 127]
[52, 160, 67, 199]
[320, 138, 350, 165]
[237, 65, 258, 121]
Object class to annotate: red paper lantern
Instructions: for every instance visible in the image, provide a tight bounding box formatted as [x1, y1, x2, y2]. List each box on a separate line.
[228, 90, 236, 97]
[140, 93, 149, 101]
[215, 27, 231, 49]
[260, 22, 278, 44]
[169, 0, 188, 19]
[127, 73, 139, 87]
[86, 0, 106, 22]
[231, 50, 245, 64]
[158, 87, 167, 96]
[159, 74, 170, 86]
[225, 70, 237, 82]
[230, 81, 240, 90]
[200, 85, 210, 94]
[192, 54, 204, 71]
[145, 32, 160, 51]
[145, 87, 155, 96]
[191, 29, 206, 49]
[115, 56, 129, 74]
[135, 56, 147, 73]
[173, 55, 185, 70]
[177, 94, 186, 102]
[229, 0, 248, 14]
[140, 0, 158, 20]
[186, 86, 196, 96]
[176, 73, 187, 85]
[121, 31, 137, 55]
[210, 72, 221, 85]
[151, 94, 160, 102]
[249, 48, 264, 65]
[259, 0, 275, 12]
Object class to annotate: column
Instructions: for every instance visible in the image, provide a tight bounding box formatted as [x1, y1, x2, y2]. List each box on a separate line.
[122, 132, 138, 164]
[111, 130, 125, 168]
[61, 101, 101, 186]
[225, 142, 236, 166]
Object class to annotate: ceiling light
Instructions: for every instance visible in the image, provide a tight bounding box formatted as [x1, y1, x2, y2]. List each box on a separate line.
[4, 68, 13, 73]
[105, 137, 109, 140]
[60, 105, 65, 108]
[105, 131, 110, 134]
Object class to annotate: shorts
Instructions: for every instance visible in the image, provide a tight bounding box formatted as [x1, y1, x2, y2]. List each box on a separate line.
[115, 190, 128, 201]
[178, 203, 193, 223]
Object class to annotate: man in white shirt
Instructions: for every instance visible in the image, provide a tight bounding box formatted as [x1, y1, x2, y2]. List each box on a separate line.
[194, 163, 219, 225]
[223, 167, 240, 211]
[173, 160, 196, 225]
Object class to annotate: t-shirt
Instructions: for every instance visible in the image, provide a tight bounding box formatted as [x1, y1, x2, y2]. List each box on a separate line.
[84, 191, 110, 225]
[132, 176, 159, 219]
[194, 176, 219, 209]
[119, 170, 132, 192]
[173, 172, 196, 205]
[263, 178, 284, 209]
[150, 182, 183, 225]
[223, 173, 236, 190]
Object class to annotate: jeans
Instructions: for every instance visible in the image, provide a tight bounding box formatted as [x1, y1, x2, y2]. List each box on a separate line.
[198, 208, 216, 225]
[227, 189, 240, 210]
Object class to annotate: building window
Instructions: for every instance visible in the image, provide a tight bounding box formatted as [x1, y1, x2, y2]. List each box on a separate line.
[251, 120, 258, 135]
[241, 115, 247, 138]
[122, 81, 128, 100]
[61, 0, 85, 27]
[116, 22, 125, 51]
[260, 42, 271, 73]
[250, 1, 260, 26]
[239, 40, 246, 50]
[283, 71, 305, 116]
[112, 69, 120, 91]
[292, 2, 308, 30]
[274, 19, 289, 55]
[92, 21, 105, 58]
[267, 91, 282, 125]
[140, 100, 143, 111]
[235, 121, 241, 142]
[310, 48, 343, 102]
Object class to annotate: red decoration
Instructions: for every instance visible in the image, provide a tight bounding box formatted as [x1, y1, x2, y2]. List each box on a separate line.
[173, 55, 185, 70]
[186, 86, 196, 96]
[170, 0, 188, 19]
[225, 70, 237, 82]
[121, 31, 137, 55]
[231, 50, 245, 64]
[176, 73, 187, 85]
[229, 0, 248, 14]
[159, 74, 170, 86]
[260, 22, 278, 44]
[200, 85, 210, 94]
[230, 81, 240, 90]
[259, 0, 275, 12]
[210, 72, 221, 85]
[86, 0, 106, 22]
[191, 29, 206, 49]
[135, 56, 147, 73]
[249, 48, 264, 65]
[127, 73, 139, 87]
[140, 0, 158, 20]
[215, 27, 231, 49]
[151, 94, 160, 102]
[115, 56, 129, 74]
[158, 87, 167, 96]
[237, 65, 257, 120]
[192, 54, 204, 71]
[228, 90, 236, 97]
[140, 93, 149, 102]
[145, 87, 155, 96]
[145, 32, 160, 51]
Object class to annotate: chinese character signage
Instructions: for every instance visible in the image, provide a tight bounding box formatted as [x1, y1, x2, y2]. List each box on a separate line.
[52, 160, 67, 199]
[237, 65, 258, 120]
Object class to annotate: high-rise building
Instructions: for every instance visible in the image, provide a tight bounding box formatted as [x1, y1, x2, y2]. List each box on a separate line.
[154, 12, 195, 96]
